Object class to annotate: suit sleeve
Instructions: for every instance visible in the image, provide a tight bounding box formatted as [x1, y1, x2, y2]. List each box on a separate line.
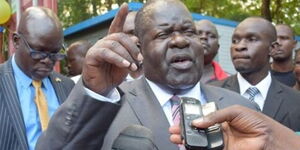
[35, 79, 121, 150]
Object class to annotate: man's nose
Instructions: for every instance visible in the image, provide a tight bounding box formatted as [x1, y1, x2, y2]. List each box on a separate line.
[40, 57, 55, 66]
[234, 39, 247, 52]
[199, 33, 208, 42]
[276, 38, 283, 46]
[169, 33, 190, 49]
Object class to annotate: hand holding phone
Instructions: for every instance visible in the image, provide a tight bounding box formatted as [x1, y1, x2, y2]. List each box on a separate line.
[180, 97, 223, 150]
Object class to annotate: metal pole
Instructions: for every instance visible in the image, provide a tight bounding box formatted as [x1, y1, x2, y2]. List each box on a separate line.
[16, 0, 21, 28]
[32, 0, 38, 6]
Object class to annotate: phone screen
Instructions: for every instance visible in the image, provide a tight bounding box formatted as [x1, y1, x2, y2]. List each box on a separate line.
[184, 104, 201, 115]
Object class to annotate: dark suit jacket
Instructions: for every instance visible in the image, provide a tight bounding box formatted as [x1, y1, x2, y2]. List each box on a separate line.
[0, 58, 75, 150]
[210, 75, 300, 131]
[36, 77, 259, 150]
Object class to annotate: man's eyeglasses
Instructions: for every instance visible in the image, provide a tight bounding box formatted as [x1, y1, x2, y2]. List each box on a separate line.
[18, 33, 66, 61]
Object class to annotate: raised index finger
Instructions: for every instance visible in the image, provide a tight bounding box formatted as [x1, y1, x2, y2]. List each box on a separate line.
[108, 3, 129, 34]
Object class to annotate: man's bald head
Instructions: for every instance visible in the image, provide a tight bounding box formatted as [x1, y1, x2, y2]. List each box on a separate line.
[237, 17, 277, 43]
[276, 24, 295, 39]
[195, 20, 219, 37]
[18, 7, 63, 45]
[67, 40, 91, 57]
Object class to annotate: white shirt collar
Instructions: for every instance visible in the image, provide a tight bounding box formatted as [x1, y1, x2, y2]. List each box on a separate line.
[145, 78, 201, 107]
[237, 72, 272, 100]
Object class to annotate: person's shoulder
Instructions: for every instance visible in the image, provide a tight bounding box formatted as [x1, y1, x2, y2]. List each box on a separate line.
[51, 72, 75, 85]
[209, 75, 235, 87]
[202, 84, 260, 111]
[119, 78, 141, 92]
[274, 80, 300, 99]
[203, 84, 239, 97]
[0, 63, 4, 73]
[0, 59, 11, 73]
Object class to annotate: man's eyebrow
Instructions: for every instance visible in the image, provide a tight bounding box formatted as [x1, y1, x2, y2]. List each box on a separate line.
[158, 23, 170, 27]
[182, 19, 193, 24]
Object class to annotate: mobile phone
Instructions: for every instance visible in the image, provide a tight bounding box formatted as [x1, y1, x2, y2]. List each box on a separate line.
[202, 102, 224, 150]
[180, 97, 208, 150]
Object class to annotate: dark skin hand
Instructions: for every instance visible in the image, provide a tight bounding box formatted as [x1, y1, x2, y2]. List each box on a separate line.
[169, 105, 300, 150]
[82, 3, 143, 95]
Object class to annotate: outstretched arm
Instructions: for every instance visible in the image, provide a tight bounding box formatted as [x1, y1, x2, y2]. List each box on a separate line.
[36, 3, 142, 150]
[169, 105, 300, 150]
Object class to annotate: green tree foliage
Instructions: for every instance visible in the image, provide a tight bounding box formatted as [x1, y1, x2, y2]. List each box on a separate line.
[58, 0, 300, 35]
[182, 0, 300, 35]
[58, 0, 143, 28]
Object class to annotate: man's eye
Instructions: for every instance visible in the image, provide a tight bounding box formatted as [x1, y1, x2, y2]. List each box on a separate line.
[208, 34, 217, 39]
[248, 37, 258, 42]
[184, 30, 195, 36]
[232, 39, 239, 44]
[156, 32, 169, 39]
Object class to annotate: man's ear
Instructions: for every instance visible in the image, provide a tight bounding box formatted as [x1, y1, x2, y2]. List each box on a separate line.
[12, 33, 20, 49]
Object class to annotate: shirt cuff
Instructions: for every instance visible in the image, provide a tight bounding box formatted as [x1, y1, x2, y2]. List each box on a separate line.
[84, 87, 121, 103]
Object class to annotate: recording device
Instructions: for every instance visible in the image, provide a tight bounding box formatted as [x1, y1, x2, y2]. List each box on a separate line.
[112, 125, 158, 150]
[180, 97, 223, 150]
[202, 102, 224, 150]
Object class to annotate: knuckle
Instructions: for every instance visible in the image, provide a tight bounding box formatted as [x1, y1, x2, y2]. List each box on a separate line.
[99, 48, 109, 58]
[111, 41, 120, 48]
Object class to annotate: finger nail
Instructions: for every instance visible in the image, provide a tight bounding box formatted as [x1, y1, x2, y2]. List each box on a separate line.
[193, 117, 204, 124]
[130, 63, 138, 71]
[122, 60, 130, 67]
[137, 53, 143, 61]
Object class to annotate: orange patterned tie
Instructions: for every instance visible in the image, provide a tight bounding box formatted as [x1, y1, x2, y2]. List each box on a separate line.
[32, 80, 49, 131]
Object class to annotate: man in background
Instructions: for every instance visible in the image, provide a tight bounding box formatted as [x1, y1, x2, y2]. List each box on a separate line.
[293, 48, 300, 90]
[195, 20, 228, 83]
[0, 7, 74, 150]
[67, 40, 91, 82]
[211, 17, 300, 131]
[123, 11, 143, 81]
[271, 24, 297, 87]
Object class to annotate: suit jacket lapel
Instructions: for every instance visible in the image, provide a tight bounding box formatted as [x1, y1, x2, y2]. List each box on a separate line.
[201, 83, 225, 107]
[262, 79, 284, 118]
[125, 78, 178, 150]
[223, 75, 240, 93]
[49, 73, 66, 104]
[0, 59, 28, 150]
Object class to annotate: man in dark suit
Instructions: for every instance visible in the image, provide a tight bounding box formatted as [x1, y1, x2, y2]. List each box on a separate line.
[36, 1, 259, 150]
[211, 17, 300, 131]
[0, 7, 74, 150]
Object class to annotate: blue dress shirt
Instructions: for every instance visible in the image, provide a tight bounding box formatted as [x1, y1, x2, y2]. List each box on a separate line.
[12, 56, 60, 150]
